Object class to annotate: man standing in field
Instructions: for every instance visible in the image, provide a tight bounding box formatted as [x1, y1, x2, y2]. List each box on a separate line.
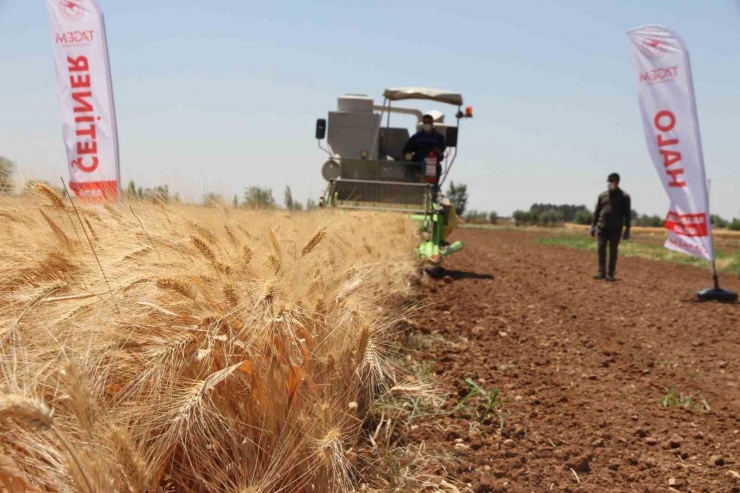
[590, 173, 632, 281]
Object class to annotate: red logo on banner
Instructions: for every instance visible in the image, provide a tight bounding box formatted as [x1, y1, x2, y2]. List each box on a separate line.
[640, 66, 678, 85]
[665, 212, 709, 237]
[638, 38, 668, 60]
[59, 1, 85, 22]
[56, 30, 95, 45]
[69, 181, 118, 202]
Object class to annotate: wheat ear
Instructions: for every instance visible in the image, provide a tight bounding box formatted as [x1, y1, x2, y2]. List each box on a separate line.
[224, 224, 239, 247]
[60, 361, 97, 438]
[242, 245, 253, 266]
[83, 218, 98, 241]
[109, 426, 147, 493]
[0, 394, 53, 431]
[0, 394, 93, 492]
[268, 229, 282, 259]
[39, 210, 73, 250]
[355, 326, 370, 364]
[33, 182, 66, 208]
[156, 278, 197, 300]
[301, 227, 327, 258]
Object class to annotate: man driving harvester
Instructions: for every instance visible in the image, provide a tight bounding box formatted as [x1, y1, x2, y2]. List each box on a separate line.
[403, 113, 447, 186]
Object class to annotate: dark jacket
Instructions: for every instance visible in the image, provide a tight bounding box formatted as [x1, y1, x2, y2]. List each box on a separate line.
[403, 130, 446, 162]
[593, 188, 631, 230]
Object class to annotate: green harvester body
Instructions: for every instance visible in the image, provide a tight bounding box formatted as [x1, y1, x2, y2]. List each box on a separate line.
[315, 87, 472, 266]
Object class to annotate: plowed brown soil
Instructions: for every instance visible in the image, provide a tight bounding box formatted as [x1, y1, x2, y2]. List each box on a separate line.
[407, 228, 740, 493]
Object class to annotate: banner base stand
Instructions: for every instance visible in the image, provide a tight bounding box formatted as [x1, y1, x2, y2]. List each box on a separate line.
[696, 287, 738, 303]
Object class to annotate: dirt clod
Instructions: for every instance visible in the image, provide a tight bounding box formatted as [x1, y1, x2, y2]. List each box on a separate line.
[668, 476, 685, 488]
[476, 479, 495, 493]
[566, 456, 592, 474]
[709, 455, 725, 467]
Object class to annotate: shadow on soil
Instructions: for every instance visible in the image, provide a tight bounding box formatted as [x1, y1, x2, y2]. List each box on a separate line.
[437, 269, 495, 281]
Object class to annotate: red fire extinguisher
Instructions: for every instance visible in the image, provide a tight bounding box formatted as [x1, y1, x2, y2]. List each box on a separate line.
[424, 151, 438, 184]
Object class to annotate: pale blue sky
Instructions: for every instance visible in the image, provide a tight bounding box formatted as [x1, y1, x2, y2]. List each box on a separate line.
[1, 0, 739, 218]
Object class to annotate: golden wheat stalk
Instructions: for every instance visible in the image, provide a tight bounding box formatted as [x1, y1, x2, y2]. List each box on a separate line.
[301, 228, 327, 258]
[104, 203, 125, 221]
[191, 233, 233, 274]
[0, 394, 54, 431]
[0, 210, 21, 223]
[268, 229, 282, 259]
[190, 234, 217, 262]
[189, 222, 219, 246]
[33, 182, 66, 209]
[242, 245, 254, 266]
[261, 278, 277, 303]
[0, 394, 93, 492]
[355, 326, 370, 365]
[122, 246, 153, 261]
[83, 218, 99, 242]
[224, 224, 239, 247]
[60, 361, 97, 437]
[223, 283, 239, 308]
[109, 426, 147, 493]
[156, 277, 197, 300]
[39, 209, 73, 250]
[268, 254, 282, 274]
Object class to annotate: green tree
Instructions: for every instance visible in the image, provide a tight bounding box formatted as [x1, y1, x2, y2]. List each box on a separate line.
[306, 198, 318, 210]
[244, 186, 275, 209]
[464, 210, 487, 223]
[0, 156, 15, 195]
[711, 214, 729, 229]
[488, 211, 498, 225]
[232, 194, 239, 208]
[292, 201, 304, 211]
[512, 210, 531, 226]
[284, 186, 294, 210]
[728, 219, 740, 232]
[573, 209, 594, 225]
[529, 203, 589, 223]
[540, 209, 564, 226]
[447, 181, 468, 217]
[635, 214, 664, 228]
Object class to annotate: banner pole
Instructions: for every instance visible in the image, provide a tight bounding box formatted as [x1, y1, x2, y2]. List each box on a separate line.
[98, 8, 121, 203]
[700, 154, 733, 299]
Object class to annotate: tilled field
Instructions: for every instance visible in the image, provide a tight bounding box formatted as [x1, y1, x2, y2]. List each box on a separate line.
[407, 228, 740, 493]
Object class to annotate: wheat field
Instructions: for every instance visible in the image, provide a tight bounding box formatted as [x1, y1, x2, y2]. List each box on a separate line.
[0, 185, 422, 492]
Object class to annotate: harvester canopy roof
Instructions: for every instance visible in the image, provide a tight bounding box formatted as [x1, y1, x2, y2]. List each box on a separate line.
[383, 87, 464, 106]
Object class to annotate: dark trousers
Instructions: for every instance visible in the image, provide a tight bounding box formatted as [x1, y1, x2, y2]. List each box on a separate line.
[597, 228, 622, 276]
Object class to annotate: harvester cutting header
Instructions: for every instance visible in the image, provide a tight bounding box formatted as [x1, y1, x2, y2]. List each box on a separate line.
[315, 87, 473, 269]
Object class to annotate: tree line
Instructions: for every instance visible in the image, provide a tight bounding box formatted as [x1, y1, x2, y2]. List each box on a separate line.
[445, 179, 740, 231]
[512, 204, 740, 230]
[2, 156, 739, 229]
[124, 181, 319, 211]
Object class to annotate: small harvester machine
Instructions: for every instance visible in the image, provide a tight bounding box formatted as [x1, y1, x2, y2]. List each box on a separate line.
[315, 87, 473, 271]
